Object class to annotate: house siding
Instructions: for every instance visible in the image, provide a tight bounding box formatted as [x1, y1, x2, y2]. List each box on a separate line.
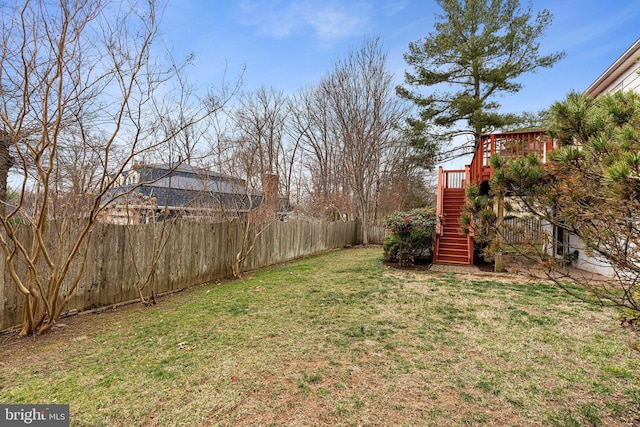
[605, 60, 640, 94]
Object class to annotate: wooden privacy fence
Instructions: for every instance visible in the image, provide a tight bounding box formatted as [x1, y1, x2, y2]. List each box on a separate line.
[0, 219, 379, 331]
[365, 224, 390, 244]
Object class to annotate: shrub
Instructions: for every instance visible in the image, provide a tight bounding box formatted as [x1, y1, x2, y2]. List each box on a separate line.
[384, 208, 438, 266]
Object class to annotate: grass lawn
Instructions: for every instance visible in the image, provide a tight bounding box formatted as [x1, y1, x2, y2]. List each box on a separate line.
[0, 247, 638, 426]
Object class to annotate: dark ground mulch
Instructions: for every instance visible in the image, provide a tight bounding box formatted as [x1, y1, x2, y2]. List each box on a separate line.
[383, 255, 496, 272]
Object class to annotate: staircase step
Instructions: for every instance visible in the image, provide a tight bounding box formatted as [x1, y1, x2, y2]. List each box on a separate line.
[438, 245, 468, 253]
[437, 240, 468, 248]
[439, 235, 467, 242]
[440, 241, 467, 247]
[434, 253, 470, 264]
[436, 252, 468, 262]
[436, 252, 468, 260]
[438, 253, 468, 260]
[442, 223, 462, 228]
[441, 222, 464, 228]
[441, 229, 464, 235]
[439, 240, 468, 248]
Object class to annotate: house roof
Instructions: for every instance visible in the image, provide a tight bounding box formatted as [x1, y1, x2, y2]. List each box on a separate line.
[144, 173, 258, 196]
[585, 37, 640, 98]
[109, 185, 260, 212]
[105, 163, 292, 213]
[132, 163, 258, 195]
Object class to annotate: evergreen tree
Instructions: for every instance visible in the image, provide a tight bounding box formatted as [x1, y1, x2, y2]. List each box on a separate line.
[493, 90, 640, 331]
[397, 0, 564, 162]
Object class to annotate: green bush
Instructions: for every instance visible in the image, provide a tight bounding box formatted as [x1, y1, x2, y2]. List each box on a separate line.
[384, 208, 438, 266]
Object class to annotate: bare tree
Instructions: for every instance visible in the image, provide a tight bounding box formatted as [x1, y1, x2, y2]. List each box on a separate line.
[319, 37, 407, 243]
[209, 144, 279, 278]
[377, 143, 436, 216]
[156, 62, 244, 167]
[190, 108, 282, 278]
[0, 130, 14, 216]
[292, 85, 350, 220]
[0, 0, 225, 335]
[233, 87, 293, 186]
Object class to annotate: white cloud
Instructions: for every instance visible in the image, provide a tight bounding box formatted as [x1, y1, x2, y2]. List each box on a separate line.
[382, 0, 409, 16]
[307, 7, 370, 40]
[237, 1, 299, 38]
[236, 0, 372, 40]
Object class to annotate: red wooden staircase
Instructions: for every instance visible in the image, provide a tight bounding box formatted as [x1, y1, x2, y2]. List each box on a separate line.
[434, 168, 473, 265]
[433, 131, 555, 266]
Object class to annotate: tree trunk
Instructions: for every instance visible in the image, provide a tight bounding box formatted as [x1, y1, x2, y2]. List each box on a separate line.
[0, 131, 12, 216]
[361, 204, 370, 246]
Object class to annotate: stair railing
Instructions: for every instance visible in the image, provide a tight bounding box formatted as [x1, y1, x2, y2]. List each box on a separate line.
[436, 166, 443, 236]
[434, 166, 444, 262]
[465, 165, 474, 264]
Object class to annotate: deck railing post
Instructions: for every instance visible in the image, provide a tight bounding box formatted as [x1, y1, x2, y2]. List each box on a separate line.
[544, 137, 554, 164]
[490, 134, 496, 165]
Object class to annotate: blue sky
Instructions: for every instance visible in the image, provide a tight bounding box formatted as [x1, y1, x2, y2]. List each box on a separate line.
[161, 1, 640, 168]
[162, 1, 640, 111]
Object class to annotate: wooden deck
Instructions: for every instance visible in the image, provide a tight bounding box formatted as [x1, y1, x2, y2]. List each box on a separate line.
[469, 130, 555, 184]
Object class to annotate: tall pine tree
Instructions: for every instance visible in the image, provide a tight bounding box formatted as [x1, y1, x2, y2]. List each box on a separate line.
[397, 0, 564, 161]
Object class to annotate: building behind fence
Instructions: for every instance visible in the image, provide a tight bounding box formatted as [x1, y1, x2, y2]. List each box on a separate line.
[1, 220, 387, 331]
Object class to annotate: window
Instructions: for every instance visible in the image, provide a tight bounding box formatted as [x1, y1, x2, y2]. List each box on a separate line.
[553, 222, 569, 257]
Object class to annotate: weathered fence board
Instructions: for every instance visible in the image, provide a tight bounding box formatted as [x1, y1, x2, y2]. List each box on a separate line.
[1, 219, 383, 331]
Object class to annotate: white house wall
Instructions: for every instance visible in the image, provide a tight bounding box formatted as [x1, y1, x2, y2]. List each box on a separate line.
[605, 60, 640, 94]
[569, 234, 615, 277]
